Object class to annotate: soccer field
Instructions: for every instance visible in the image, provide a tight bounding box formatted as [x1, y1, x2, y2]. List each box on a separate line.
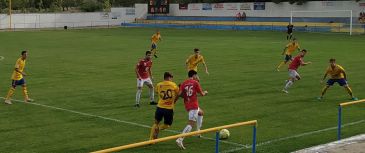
[0, 28, 364, 153]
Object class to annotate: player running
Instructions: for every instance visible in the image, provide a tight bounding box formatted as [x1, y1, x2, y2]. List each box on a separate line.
[4, 50, 34, 104]
[287, 23, 294, 40]
[318, 59, 358, 101]
[276, 38, 301, 71]
[185, 48, 209, 81]
[149, 72, 179, 140]
[282, 49, 311, 93]
[151, 30, 162, 58]
[135, 51, 156, 107]
[176, 70, 208, 150]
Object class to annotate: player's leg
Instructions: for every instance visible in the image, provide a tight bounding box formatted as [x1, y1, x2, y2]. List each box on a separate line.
[289, 33, 293, 40]
[145, 78, 156, 105]
[135, 79, 143, 107]
[159, 108, 173, 130]
[20, 79, 33, 102]
[4, 80, 17, 104]
[283, 70, 298, 93]
[197, 108, 204, 131]
[151, 43, 158, 58]
[196, 108, 204, 138]
[156, 109, 173, 140]
[340, 79, 358, 100]
[277, 55, 290, 71]
[150, 107, 163, 140]
[176, 109, 198, 149]
[319, 79, 334, 100]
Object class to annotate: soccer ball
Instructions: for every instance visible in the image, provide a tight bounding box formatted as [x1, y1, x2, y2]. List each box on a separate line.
[219, 129, 230, 140]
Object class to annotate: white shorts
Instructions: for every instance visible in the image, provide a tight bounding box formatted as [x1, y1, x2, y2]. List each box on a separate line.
[137, 78, 153, 87]
[188, 108, 200, 122]
[288, 69, 300, 79]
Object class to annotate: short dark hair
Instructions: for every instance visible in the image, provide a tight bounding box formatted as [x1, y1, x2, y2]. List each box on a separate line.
[21, 50, 27, 55]
[164, 72, 173, 79]
[188, 70, 197, 78]
[301, 49, 307, 52]
[194, 48, 199, 52]
[145, 51, 152, 55]
[329, 58, 336, 62]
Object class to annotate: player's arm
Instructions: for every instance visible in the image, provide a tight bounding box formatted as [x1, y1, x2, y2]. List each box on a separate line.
[202, 57, 209, 75]
[199, 89, 208, 96]
[282, 46, 288, 55]
[174, 86, 179, 103]
[135, 63, 141, 79]
[321, 72, 328, 84]
[196, 82, 208, 96]
[14, 62, 26, 76]
[342, 69, 347, 80]
[300, 59, 311, 66]
[15, 68, 26, 76]
[185, 57, 191, 70]
[148, 68, 153, 80]
[178, 85, 184, 98]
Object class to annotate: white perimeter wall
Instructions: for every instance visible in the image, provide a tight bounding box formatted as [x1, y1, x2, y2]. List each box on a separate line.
[135, 1, 365, 18]
[0, 7, 135, 29]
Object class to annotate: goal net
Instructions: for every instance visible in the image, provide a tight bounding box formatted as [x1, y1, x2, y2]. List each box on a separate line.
[290, 10, 362, 35]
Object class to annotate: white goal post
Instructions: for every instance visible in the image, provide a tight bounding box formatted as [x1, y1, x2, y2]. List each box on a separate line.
[290, 10, 353, 35]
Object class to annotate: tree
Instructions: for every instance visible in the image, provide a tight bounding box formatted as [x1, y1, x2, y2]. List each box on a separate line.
[103, 0, 110, 12]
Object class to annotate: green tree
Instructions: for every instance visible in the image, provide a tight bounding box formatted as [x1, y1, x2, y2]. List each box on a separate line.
[103, 0, 110, 12]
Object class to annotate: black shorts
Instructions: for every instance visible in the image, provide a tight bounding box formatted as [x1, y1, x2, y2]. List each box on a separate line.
[284, 54, 292, 62]
[155, 107, 174, 125]
[12, 78, 26, 88]
[287, 30, 293, 34]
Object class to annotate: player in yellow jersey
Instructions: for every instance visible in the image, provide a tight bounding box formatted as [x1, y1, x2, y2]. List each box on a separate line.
[4, 51, 34, 104]
[318, 59, 358, 101]
[185, 48, 209, 81]
[276, 38, 301, 71]
[150, 72, 179, 140]
[151, 30, 162, 58]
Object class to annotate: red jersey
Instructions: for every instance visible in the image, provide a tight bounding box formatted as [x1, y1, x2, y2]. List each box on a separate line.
[136, 59, 152, 79]
[180, 79, 203, 111]
[289, 55, 303, 70]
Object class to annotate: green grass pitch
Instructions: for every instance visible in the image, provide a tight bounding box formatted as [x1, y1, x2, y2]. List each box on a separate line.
[0, 28, 364, 153]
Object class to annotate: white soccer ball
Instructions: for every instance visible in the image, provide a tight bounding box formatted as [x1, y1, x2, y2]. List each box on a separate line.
[219, 129, 230, 139]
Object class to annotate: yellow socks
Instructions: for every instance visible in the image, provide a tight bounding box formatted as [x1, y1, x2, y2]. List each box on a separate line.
[277, 61, 285, 69]
[5, 87, 15, 100]
[321, 86, 329, 97]
[22, 86, 29, 101]
[149, 124, 159, 140]
[345, 86, 353, 97]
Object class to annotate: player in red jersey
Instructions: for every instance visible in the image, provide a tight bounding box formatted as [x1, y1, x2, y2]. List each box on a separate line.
[176, 70, 208, 150]
[282, 49, 311, 93]
[135, 51, 156, 107]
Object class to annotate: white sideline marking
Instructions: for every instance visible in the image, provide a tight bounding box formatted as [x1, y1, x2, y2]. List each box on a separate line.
[0, 97, 246, 147]
[4, 97, 362, 152]
[220, 120, 365, 153]
[0, 56, 4, 61]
